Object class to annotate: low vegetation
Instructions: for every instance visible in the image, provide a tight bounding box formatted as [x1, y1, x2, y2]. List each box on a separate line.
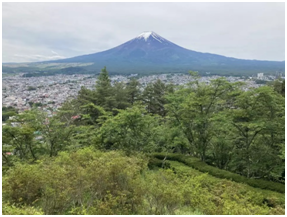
[2, 68, 285, 214]
[2, 148, 285, 215]
[151, 153, 285, 193]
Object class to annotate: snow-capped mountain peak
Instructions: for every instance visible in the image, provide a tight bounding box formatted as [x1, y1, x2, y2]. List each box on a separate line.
[46, 31, 284, 75]
[136, 31, 166, 43]
[137, 31, 153, 40]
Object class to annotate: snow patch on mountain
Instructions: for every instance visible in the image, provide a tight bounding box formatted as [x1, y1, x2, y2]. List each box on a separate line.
[137, 32, 153, 41]
[151, 34, 162, 43]
[136, 31, 166, 43]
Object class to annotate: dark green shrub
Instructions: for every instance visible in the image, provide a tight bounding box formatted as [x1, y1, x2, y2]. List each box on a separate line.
[152, 153, 285, 193]
[148, 157, 170, 169]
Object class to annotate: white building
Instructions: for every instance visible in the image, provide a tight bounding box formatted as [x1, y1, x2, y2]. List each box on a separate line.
[257, 73, 264, 79]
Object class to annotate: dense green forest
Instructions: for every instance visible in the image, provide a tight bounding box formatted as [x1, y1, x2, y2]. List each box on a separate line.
[2, 68, 285, 215]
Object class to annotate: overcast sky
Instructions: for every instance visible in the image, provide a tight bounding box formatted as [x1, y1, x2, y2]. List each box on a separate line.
[2, 2, 285, 63]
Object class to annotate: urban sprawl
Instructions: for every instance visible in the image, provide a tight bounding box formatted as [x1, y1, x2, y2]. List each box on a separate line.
[2, 73, 280, 115]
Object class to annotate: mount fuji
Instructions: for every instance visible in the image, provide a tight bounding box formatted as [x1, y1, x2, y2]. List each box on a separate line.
[40, 31, 286, 75]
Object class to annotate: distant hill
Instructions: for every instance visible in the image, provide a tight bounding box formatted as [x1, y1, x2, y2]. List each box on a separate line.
[3, 31, 285, 76]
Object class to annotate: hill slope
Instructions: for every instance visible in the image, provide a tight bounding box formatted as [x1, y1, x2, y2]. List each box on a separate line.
[2, 148, 285, 215]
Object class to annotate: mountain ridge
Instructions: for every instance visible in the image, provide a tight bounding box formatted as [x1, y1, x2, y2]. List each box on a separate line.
[3, 31, 285, 75]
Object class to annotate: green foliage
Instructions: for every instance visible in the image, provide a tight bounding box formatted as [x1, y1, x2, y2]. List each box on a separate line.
[188, 70, 199, 78]
[97, 105, 162, 153]
[2, 106, 18, 122]
[113, 82, 131, 110]
[27, 86, 37, 91]
[2, 73, 285, 215]
[126, 78, 141, 105]
[33, 102, 43, 107]
[2, 109, 76, 164]
[143, 169, 186, 214]
[166, 78, 239, 161]
[3, 163, 44, 205]
[3, 124, 37, 164]
[147, 157, 171, 169]
[59, 67, 134, 126]
[2, 148, 284, 215]
[152, 153, 285, 193]
[267, 79, 285, 97]
[228, 86, 285, 179]
[3, 148, 147, 215]
[93, 67, 118, 112]
[254, 79, 268, 84]
[2, 202, 44, 215]
[142, 79, 174, 116]
[168, 160, 284, 215]
[166, 77, 284, 182]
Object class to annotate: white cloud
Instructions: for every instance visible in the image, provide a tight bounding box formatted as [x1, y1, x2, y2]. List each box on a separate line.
[51, 50, 59, 55]
[13, 54, 65, 61]
[2, 2, 285, 62]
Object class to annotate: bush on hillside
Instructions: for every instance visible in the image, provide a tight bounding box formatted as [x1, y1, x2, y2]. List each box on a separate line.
[3, 148, 147, 215]
[152, 153, 285, 193]
[148, 157, 171, 169]
[2, 203, 44, 215]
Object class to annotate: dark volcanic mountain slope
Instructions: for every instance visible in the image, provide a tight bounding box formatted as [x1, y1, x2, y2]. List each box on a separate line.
[50, 31, 285, 75]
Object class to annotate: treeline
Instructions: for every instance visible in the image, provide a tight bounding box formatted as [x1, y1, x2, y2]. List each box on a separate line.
[3, 67, 285, 182]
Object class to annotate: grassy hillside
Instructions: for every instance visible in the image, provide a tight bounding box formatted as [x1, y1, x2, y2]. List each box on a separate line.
[151, 153, 285, 193]
[2, 148, 285, 215]
[168, 161, 285, 214]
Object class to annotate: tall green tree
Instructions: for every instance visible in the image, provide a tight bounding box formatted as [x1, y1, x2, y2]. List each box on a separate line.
[166, 78, 238, 162]
[126, 78, 141, 105]
[94, 67, 116, 111]
[4, 109, 76, 158]
[97, 105, 162, 154]
[2, 106, 18, 122]
[268, 79, 285, 97]
[229, 86, 284, 179]
[3, 125, 36, 162]
[113, 81, 130, 110]
[209, 112, 235, 169]
[142, 79, 174, 116]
